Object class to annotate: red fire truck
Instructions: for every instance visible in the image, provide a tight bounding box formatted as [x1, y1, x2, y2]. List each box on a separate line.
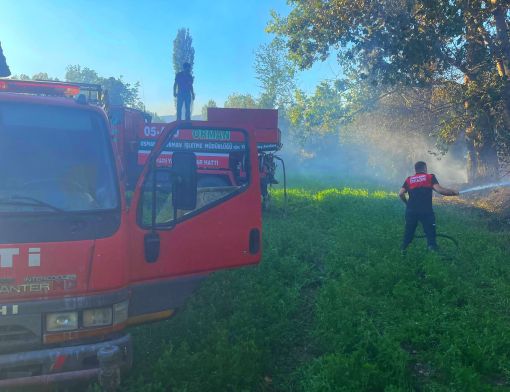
[0, 79, 266, 390]
[109, 105, 284, 209]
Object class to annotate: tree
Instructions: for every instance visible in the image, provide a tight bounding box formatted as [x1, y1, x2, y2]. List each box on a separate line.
[146, 111, 164, 122]
[31, 72, 55, 81]
[254, 37, 296, 109]
[201, 99, 217, 120]
[65, 65, 101, 84]
[0, 42, 10, 77]
[224, 93, 259, 109]
[10, 74, 30, 80]
[287, 81, 346, 144]
[173, 28, 195, 75]
[10, 72, 59, 81]
[270, 0, 510, 183]
[65, 65, 142, 108]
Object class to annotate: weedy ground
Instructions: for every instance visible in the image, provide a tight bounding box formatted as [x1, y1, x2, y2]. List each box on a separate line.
[115, 179, 510, 392]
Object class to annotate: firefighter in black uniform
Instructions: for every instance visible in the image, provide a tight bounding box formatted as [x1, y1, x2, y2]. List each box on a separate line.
[399, 161, 459, 252]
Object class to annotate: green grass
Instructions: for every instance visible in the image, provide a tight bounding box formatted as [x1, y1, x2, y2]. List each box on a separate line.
[118, 181, 510, 392]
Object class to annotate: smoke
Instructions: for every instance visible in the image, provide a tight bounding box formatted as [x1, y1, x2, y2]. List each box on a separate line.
[277, 136, 466, 189]
[276, 107, 468, 188]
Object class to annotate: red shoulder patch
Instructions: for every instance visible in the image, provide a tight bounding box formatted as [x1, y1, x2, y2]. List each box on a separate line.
[407, 174, 433, 190]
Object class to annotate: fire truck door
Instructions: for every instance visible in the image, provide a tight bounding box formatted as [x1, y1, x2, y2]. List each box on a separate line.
[127, 124, 262, 283]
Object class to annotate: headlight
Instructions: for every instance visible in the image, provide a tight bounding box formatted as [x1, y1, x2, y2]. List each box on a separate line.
[83, 307, 113, 328]
[46, 312, 78, 332]
[113, 301, 129, 325]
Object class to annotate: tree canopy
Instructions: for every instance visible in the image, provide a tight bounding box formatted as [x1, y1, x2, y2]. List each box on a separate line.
[288, 81, 346, 143]
[201, 99, 217, 120]
[270, 0, 510, 182]
[224, 93, 259, 109]
[254, 37, 296, 109]
[0, 42, 10, 77]
[65, 65, 142, 108]
[173, 28, 195, 74]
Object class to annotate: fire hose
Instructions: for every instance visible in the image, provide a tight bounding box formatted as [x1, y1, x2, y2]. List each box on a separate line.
[414, 233, 459, 259]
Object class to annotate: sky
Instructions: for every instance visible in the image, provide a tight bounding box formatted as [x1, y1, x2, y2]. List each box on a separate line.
[1, 0, 341, 116]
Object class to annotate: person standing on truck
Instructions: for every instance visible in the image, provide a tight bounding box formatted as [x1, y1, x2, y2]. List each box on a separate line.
[399, 161, 459, 253]
[173, 62, 195, 121]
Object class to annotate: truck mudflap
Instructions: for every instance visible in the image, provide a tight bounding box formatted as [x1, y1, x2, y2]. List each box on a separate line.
[0, 334, 132, 390]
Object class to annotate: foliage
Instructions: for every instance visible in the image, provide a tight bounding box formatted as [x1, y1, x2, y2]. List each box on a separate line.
[224, 93, 259, 109]
[280, 71, 461, 179]
[119, 180, 510, 391]
[283, 78, 469, 182]
[287, 80, 347, 145]
[10, 65, 145, 111]
[145, 111, 164, 123]
[0, 42, 11, 77]
[31, 72, 53, 81]
[65, 65, 143, 109]
[172, 28, 195, 75]
[269, 1, 507, 85]
[201, 99, 217, 120]
[10, 73, 31, 80]
[254, 37, 297, 109]
[269, 1, 510, 182]
[343, 85, 468, 179]
[10, 72, 59, 81]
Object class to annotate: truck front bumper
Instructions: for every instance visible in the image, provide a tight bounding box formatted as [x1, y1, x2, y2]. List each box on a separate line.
[0, 334, 132, 390]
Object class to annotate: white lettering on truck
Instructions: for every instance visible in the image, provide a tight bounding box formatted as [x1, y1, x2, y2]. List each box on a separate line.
[0, 248, 40, 268]
[0, 249, 19, 268]
[28, 248, 41, 267]
[0, 305, 18, 316]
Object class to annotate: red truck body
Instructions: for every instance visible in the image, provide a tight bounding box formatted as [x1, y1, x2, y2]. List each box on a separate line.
[109, 106, 282, 203]
[0, 79, 265, 389]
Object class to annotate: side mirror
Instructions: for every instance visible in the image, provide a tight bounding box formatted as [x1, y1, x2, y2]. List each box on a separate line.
[171, 151, 197, 211]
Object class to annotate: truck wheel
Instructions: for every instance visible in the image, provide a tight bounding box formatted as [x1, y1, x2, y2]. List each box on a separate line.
[197, 176, 230, 188]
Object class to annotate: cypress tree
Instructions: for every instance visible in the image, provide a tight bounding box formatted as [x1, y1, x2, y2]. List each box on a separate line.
[0, 42, 11, 77]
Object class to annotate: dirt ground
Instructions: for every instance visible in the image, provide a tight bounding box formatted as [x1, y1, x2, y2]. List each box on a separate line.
[438, 186, 510, 230]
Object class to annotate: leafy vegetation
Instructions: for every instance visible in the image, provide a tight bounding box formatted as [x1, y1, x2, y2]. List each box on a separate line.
[269, 1, 510, 182]
[224, 93, 259, 109]
[254, 37, 296, 110]
[118, 181, 510, 391]
[65, 65, 143, 109]
[201, 99, 217, 120]
[0, 42, 10, 77]
[9, 65, 145, 110]
[172, 28, 195, 74]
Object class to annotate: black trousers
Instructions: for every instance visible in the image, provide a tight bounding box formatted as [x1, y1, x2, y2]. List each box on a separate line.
[401, 210, 437, 250]
[176, 93, 192, 121]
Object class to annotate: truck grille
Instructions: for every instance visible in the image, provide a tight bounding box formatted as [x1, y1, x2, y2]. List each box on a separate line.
[0, 325, 39, 354]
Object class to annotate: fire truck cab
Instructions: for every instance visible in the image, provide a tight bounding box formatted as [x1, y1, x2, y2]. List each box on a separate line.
[0, 79, 262, 389]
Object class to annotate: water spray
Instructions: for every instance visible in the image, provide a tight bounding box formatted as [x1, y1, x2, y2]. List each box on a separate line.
[459, 181, 510, 195]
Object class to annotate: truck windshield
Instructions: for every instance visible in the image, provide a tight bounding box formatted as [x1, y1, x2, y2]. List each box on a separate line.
[0, 102, 118, 212]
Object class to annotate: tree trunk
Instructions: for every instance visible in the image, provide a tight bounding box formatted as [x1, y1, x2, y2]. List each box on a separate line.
[492, 4, 510, 147]
[466, 132, 500, 184]
[493, 4, 510, 76]
[463, 11, 502, 184]
[501, 82, 510, 142]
